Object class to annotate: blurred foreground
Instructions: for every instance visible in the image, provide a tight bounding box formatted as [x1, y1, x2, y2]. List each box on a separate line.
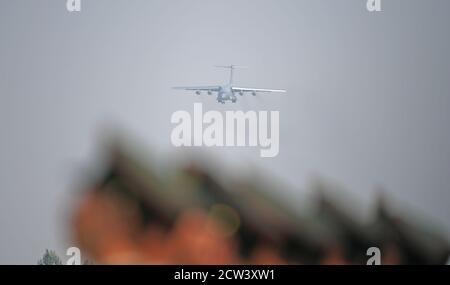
[71, 138, 450, 265]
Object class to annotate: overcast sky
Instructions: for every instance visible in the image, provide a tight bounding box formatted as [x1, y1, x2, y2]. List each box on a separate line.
[1, 0, 450, 264]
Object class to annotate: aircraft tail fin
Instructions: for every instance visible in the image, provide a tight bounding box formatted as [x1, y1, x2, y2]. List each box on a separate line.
[214, 65, 248, 85]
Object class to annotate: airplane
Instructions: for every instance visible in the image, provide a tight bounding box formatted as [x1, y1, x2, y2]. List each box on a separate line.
[173, 65, 286, 104]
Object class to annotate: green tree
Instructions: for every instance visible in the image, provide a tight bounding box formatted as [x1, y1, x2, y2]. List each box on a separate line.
[37, 249, 63, 265]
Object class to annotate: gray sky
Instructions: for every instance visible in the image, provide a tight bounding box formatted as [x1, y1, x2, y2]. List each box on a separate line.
[1, 0, 450, 264]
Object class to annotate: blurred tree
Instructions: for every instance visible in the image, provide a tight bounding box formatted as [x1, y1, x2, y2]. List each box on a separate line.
[37, 249, 63, 265]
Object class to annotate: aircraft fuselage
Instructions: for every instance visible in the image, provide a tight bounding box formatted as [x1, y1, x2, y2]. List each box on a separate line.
[217, 85, 237, 104]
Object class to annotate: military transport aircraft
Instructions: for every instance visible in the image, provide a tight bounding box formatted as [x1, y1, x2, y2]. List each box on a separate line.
[173, 65, 286, 104]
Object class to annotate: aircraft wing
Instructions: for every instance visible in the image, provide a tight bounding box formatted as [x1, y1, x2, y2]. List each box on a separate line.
[232, 87, 286, 93]
[173, 86, 221, 91]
